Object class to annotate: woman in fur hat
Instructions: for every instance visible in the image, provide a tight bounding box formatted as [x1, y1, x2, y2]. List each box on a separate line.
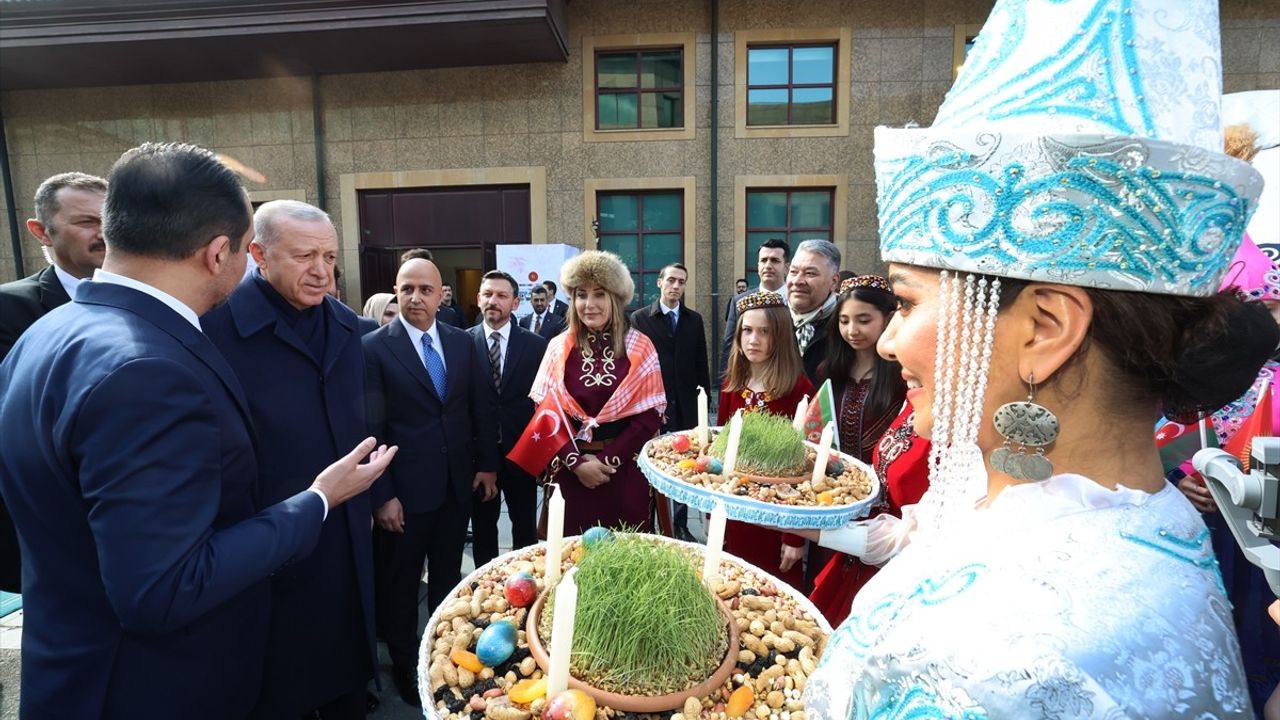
[528, 251, 667, 534]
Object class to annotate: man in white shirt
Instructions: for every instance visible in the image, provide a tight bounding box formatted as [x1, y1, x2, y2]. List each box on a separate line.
[518, 284, 565, 338]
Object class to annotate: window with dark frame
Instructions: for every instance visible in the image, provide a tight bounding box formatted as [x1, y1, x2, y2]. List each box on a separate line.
[595, 48, 684, 130]
[745, 43, 837, 126]
[745, 188, 834, 287]
[596, 190, 684, 308]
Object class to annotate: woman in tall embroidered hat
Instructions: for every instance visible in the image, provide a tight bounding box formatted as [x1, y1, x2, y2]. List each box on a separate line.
[717, 290, 813, 590]
[528, 251, 666, 535]
[801, 0, 1273, 717]
[804, 275, 929, 626]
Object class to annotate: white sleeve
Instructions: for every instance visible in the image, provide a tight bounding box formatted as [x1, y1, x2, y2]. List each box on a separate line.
[817, 505, 921, 566]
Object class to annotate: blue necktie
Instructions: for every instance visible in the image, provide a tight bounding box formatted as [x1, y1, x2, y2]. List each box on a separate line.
[669, 311, 678, 334]
[421, 334, 447, 398]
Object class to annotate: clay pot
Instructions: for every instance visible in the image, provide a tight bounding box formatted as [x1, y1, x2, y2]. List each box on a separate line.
[524, 589, 740, 712]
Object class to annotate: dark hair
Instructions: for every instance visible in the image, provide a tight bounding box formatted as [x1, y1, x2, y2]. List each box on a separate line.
[659, 262, 688, 279]
[482, 270, 519, 295]
[530, 285, 548, 297]
[736, 277, 748, 285]
[838, 269, 857, 282]
[823, 286, 905, 423]
[543, 280, 557, 293]
[760, 238, 791, 263]
[400, 247, 433, 263]
[103, 143, 249, 259]
[442, 282, 453, 290]
[34, 171, 107, 226]
[995, 279, 1279, 418]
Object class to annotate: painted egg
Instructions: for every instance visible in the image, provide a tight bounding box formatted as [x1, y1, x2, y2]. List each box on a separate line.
[582, 526, 613, 550]
[504, 571, 537, 608]
[475, 620, 517, 666]
[677, 459, 698, 470]
[694, 455, 711, 472]
[708, 458, 724, 475]
[671, 434, 692, 452]
[542, 689, 597, 720]
[826, 457, 845, 476]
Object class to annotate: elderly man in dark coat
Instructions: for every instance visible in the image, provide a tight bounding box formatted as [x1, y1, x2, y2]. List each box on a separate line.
[203, 200, 376, 719]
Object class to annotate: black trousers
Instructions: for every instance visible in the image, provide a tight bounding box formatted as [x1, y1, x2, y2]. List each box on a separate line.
[470, 458, 539, 568]
[374, 493, 470, 672]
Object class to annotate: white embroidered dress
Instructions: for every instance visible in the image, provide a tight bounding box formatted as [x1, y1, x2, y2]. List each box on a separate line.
[804, 474, 1253, 719]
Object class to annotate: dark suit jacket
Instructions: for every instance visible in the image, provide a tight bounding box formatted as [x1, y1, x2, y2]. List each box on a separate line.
[469, 323, 548, 455]
[0, 265, 70, 592]
[364, 318, 499, 514]
[800, 304, 835, 385]
[437, 303, 464, 328]
[631, 302, 711, 431]
[0, 281, 325, 719]
[550, 298, 569, 317]
[517, 310, 565, 340]
[202, 276, 377, 709]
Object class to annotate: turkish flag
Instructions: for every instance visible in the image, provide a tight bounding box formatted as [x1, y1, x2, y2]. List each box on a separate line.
[1224, 381, 1273, 472]
[507, 397, 575, 476]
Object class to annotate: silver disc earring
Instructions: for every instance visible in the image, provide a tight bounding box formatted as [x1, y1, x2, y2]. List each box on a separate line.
[990, 373, 1059, 481]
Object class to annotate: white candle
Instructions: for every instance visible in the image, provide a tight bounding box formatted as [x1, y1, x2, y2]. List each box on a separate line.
[545, 567, 579, 697]
[811, 422, 835, 484]
[722, 410, 744, 477]
[701, 500, 727, 585]
[792, 394, 809, 432]
[696, 386, 710, 447]
[544, 484, 564, 587]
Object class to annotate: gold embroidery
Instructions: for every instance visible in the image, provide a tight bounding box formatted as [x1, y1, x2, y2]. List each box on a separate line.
[739, 388, 774, 413]
[579, 333, 618, 387]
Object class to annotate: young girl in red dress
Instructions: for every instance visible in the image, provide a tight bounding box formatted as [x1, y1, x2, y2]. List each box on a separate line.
[718, 291, 814, 590]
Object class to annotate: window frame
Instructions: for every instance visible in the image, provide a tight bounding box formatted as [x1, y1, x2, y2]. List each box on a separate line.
[593, 47, 685, 131]
[733, 174, 848, 289]
[595, 189, 685, 309]
[744, 42, 838, 127]
[743, 187, 836, 287]
[734, 27, 851, 139]
[583, 33, 698, 143]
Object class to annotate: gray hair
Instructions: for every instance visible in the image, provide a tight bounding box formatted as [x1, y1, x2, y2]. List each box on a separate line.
[253, 199, 333, 248]
[34, 172, 107, 226]
[794, 238, 841, 272]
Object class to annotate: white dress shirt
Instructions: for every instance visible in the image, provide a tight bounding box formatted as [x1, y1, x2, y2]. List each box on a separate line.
[398, 312, 447, 373]
[482, 319, 512, 370]
[54, 264, 87, 300]
[92, 268, 201, 330]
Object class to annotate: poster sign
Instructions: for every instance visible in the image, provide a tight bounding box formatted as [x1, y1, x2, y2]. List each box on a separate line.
[496, 244, 581, 317]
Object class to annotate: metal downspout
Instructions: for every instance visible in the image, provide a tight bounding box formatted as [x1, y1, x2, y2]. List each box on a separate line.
[708, 0, 721, 375]
[0, 101, 25, 281]
[312, 74, 327, 211]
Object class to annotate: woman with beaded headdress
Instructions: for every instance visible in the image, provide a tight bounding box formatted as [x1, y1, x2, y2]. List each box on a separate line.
[717, 290, 814, 590]
[528, 251, 666, 535]
[804, 275, 929, 625]
[799, 0, 1271, 716]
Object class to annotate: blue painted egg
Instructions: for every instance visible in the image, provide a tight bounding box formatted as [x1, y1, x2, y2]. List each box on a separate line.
[826, 457, 845, 476]
[708, 457, 724, 475]
[582, 526, 613, 549]
[475, 620, 517, 666]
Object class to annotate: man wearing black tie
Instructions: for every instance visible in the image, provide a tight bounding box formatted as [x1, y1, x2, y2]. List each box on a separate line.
[468, 271, 547, 567]
[518, 284, 565, 339]
[630, 263, 709, 541]
[541, 279, 569, 317]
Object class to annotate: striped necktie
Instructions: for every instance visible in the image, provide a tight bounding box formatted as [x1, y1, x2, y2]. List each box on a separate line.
[488, 332, 502, 392]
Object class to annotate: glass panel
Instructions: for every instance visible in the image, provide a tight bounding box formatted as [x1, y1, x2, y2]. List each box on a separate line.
[746, 191, 788, 228]
[641, 272, 661, 304]
[640, 91, 682, 128]
[747, 47, 789, 86]
[791, 231, 830, 244]
[747, 89, 789, 126]
[598, 93, 638, 129]
[601, 235, 640, 267]
[643, 233, 682, 267]
[746, 270, 760, 289]
[597, 52, 638, 89]
[791, 87, 834, 125]
[598, 194, 638, 231]
[640, 50, 682, 89]
[642, 192, 682, 231]
[793, 45, 835, 84]
[790, 190, 833, 228]
[747, 231, 779, 262]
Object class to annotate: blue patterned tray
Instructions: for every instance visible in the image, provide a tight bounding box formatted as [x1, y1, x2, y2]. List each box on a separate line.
[639, 431, 882, 530]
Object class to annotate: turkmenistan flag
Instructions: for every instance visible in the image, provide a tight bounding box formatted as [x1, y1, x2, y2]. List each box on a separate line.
[803, 378, 839, 450]
[1155, 415, 1218, 476]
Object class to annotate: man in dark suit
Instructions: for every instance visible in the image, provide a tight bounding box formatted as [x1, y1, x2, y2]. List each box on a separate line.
[438, 282, 465, 327]
[0, 171, 107, 593]
[518, 284, 566, 339]
[630, 263, 710, 541]
[724, 277, 749, 320]
[542, 279, 569, 316]
[469, 270, 548, 567]
[364, 256, 499, 706]
[722, 239, 790, 377]
[0, 143, 394, 719]
[786, 239, 842, 384]
[203, 200, 377, 719]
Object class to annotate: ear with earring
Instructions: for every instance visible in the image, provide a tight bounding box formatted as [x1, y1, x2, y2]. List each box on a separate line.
[990, 372, 1060, 481]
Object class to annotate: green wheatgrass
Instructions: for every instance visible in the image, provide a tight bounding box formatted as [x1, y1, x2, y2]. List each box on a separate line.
[542, 534, 727, 695]
[709, 411, 808, 476]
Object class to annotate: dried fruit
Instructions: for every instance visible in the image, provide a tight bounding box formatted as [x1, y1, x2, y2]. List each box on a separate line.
[451, 648, 485, 674]
[726, 686, 754, 718]
[508, 677, 547, 704]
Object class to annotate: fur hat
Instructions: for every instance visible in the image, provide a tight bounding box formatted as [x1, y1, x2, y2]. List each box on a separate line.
[561, 250, 634, 303]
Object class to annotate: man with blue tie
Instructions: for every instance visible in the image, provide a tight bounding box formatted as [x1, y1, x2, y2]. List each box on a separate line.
[0, 143, 396, 719]
[363, 256, 499, 706]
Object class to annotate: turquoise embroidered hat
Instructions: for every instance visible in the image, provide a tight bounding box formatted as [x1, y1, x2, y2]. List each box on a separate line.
[876, 0, 1265, 296]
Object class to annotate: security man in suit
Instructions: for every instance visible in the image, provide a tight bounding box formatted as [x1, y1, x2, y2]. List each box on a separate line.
[518, 284, 566, 339]
[542, 279, 569, 316]
[363, 256, 499, 706]
[469, 270, 548, 567]
[0, 171, 107, 593]
[0, 143, 395, 719]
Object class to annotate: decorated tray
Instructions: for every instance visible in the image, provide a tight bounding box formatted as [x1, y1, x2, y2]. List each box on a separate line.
[639, 428, 880, 530]
[419, 534, 832, 720]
